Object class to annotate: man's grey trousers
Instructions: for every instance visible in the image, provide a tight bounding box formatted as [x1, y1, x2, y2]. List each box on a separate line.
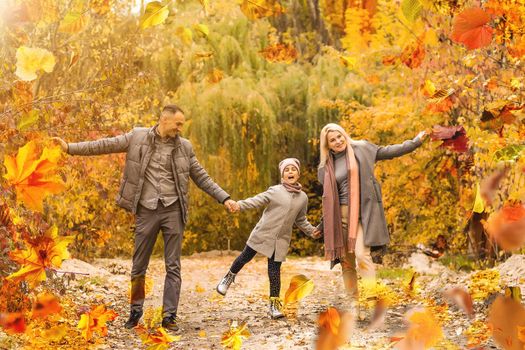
[130, 201, 184, 318]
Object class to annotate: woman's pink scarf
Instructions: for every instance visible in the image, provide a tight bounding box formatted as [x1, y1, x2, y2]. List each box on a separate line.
[322, 145, 360, 260]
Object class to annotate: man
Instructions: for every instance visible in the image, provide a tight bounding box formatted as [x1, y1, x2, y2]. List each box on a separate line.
[53, 104, 237, 331]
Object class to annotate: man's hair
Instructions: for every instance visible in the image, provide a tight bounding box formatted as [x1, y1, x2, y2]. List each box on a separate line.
[161, 104, 184, 116]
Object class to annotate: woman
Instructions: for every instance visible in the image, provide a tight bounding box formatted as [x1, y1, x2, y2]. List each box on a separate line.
[317, 123, 427, 302]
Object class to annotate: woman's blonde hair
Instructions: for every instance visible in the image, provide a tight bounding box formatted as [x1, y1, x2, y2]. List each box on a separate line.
[318, 123, 352, 168]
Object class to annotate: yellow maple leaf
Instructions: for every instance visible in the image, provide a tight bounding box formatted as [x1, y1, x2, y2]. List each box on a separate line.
[77, 305, 118, 341]
[284, 274, 314, 305]
[15, 46, 56, 81]
[3, 141, 65, 212]
[220, 320, 250, 350]
[136, 325, 180, 349]
[7, 226, 74, 287]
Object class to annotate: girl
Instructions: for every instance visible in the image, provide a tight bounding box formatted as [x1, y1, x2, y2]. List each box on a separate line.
[216, 158, 321, 319]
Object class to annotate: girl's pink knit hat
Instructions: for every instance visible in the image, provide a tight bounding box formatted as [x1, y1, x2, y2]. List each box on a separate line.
[279, 158, 300, 176]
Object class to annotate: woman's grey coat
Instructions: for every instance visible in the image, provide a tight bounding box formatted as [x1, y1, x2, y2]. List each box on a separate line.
[237, 184, 316, 262]
[319, 137, 423, 247]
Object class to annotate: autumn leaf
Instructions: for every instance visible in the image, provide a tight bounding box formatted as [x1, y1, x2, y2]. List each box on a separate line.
[284, 274, 314, 305]
[221, 320, 250, 350]
[400, 41, 426, 69]
[316, 308, 353, 350]
[505, 286, 522, 303]
[468, 269, 501, 300]
[481, 166, 509, 205]
[485, 204, 525, 251]
[140, 1, 169, 30]
[15, 46, 56, 81]
[401, 0, 422, 22]
[487, 295, 525, 350]
[7, 225, 74, 287]
[77, 304, 118, 341]
[451, 7, 493, 50]
[395, 308, 443, 350]
[32, 292, 62, 319]
[427, 88, 455, 104]
[443, 287, 474, 318]
[259, 43, 298, 63]
[3, 140, 65, 212]
[175, 27, 193, 46]
[0, 312, 26, 334]
[136, 325, 180, 350]
[58, 11, 89, 33]
[481, 101, 523, 127]
[473, 182, 485, 214]
[239, 0, 285, 20]
[340, 55, 357, 70]
[430, 125, 469, 153]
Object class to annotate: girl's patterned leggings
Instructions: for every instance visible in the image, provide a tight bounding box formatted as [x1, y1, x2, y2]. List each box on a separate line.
[229, 245, 282, 298]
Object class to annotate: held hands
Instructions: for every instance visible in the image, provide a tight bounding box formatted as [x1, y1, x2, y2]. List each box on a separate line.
[224, 199, 240, 213]
[51, 137, 68, 152]
[311, 229, 322, 239]
[416, 130, 429, 142]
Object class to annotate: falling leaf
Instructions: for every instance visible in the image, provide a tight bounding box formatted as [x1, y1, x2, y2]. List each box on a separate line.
[77, 304, 118, 341]
[480, 166, 509, 205]
[32, 292, 62, 319]
[15, 46, 56, 81]
[221, 320, 250, 350]
[395, 308, 443, 350]
[443, 287, 474, 318]
[316, 308, 353, 350]
[400, 41, 426, 68]
[401, 0, 422, 22]
[259, 43, 298, 63]
[473, 182, 485, 213]
[3, 141, 65, 211]
[193, 24, 209, 37]
[136, 325, 180, 350]
[487, 295, 525, 350]
[367, 298, 387, 331]
[140, 1, 169, 30]
[0, 312, 26, 334]
[485, 204, 525, 251]
[284, 274, 314, 305]
[7, 226, 74, 287]
[451, 7, 493, 50]
[430, 125, 469, 153]
[427, 88, 455, 103]
[58, 11, 89, 33]
[239, 0, 285, 20]
[422, 80, 436, 97]
[340, 55, 357, 69]
[481, 101, 523, 127]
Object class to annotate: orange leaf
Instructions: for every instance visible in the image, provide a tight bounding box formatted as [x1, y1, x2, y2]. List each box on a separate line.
[395, 308, 443, 349]
[136, 325, 180, 348]
[221, 320, 250, 350]
[0, 312, 26, 334]
[451, 7, 493, 50]
[487, 295, 525, 350]
[3, 141, 65, 212]
[7, 226, 74, 287]
[485, 204, 525, 251]
[316, 307, 353, 350]
[400, 41, 425, 69]
[77, 304, 118, 341]
[32, 292, 62, 319]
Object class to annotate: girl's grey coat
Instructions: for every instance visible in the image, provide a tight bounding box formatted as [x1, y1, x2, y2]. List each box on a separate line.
[319, 137, 423, 247]
[237, 184, 316, 262]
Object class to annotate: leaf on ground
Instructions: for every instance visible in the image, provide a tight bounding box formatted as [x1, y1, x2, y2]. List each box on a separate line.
[220, 320, 250, 350]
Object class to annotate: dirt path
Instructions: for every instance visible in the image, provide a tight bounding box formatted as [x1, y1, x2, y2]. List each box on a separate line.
[57, 252, 518, 349]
